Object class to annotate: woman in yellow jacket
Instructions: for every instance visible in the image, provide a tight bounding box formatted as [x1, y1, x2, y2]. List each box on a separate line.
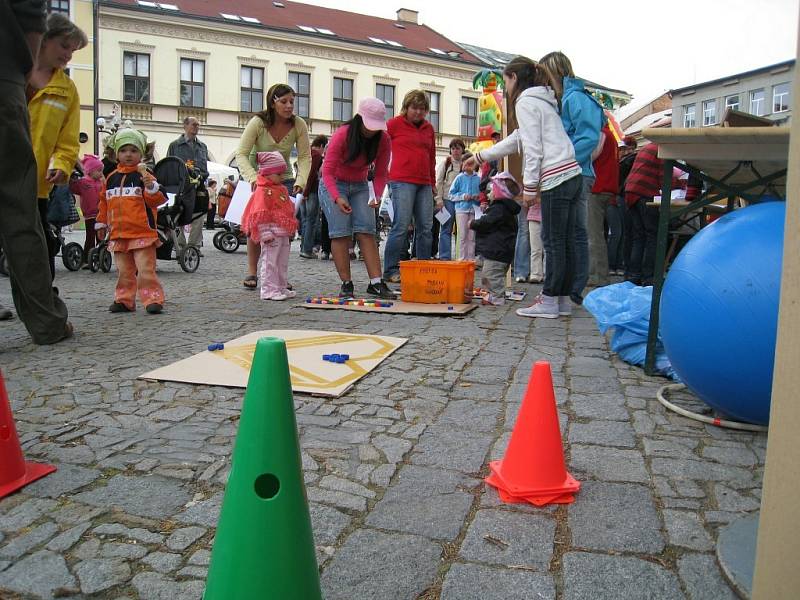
[27, 12, 86, 280]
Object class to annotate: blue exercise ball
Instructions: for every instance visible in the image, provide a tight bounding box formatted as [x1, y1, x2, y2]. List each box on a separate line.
[660, 202, 784, 426]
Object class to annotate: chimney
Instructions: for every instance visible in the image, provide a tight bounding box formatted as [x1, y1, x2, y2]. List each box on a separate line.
[396, 8, 418, 24]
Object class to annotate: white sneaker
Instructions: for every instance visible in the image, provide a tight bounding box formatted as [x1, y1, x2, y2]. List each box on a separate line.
[516, 294, 559, 318]
[283, 289, 297, 299]
[266, 292, 289, 301]
[558, 296, 572, 316]
[515, 276, 527, 283]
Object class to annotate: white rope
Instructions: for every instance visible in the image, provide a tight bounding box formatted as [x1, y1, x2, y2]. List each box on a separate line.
[656, 383, 768, 432]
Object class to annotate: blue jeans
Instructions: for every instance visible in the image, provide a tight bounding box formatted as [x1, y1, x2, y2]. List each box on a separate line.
[437, 198, 456, 259]
[318, 180, 374, 238]
[541, 176, 582, 297]
[384, 182, 433, 277]
[513, 208, 530, 278]
[571, 175, 594, 297]
[301, 191, 319, 254]
[606, 201, 624, 271]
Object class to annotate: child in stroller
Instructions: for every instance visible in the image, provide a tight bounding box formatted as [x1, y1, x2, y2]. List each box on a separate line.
[152, 156, 203, 272]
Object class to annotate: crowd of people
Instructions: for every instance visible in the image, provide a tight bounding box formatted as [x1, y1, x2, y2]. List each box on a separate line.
[3, 1, 672, 346]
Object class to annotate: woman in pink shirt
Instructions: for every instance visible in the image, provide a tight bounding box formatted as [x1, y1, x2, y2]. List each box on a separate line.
[319, 98, 393, 299]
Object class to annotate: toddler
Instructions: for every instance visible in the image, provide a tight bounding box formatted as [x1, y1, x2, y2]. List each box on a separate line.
[96, 129, 166, 314]
[448, 153, 480, 261]
[470, 172, 522, 305]
[241, 151, 299, 300]
[69, 154, 105, 266]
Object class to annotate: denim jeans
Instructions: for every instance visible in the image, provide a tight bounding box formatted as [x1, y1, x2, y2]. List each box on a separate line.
[384, 182, 433, 277]
[541, 176, 582, 297]
[437, 198, 456, 259]
[318, 180, 374, 238]
[513, 208, 530, 279]
[626, 196, 659, 284]
[301, 191, 319, 254]
[587, 191, 612, 286]
[606, 201, 625, 271]
[571, 175, 594, 297]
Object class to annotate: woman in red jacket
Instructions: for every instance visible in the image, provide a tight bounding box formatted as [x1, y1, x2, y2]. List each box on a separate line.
[382, 90, 437, 282]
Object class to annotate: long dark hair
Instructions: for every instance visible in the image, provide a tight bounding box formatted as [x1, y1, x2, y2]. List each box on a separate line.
[257, 83, 296, 128]
[344, 115, 382, 165]
[503, 55, 559, 119]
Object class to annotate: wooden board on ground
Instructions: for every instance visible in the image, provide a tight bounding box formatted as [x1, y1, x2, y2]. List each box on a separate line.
[300, 300, 477, 315]
[139, 329, 407, 397]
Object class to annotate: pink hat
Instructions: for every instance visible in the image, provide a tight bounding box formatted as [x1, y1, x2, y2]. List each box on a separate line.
[490, 171, 521, 199]
[256, 151, 286, 176]
[357, 97, 387, 131]
[81, 154, 103, 175]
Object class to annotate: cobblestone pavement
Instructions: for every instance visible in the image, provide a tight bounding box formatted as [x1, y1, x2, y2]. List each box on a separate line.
[0, 230, 764, 599]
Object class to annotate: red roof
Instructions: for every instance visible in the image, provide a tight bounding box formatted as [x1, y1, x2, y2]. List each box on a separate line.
[103, 0, 483, 65]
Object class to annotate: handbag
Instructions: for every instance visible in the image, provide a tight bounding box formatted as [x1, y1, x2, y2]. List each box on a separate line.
[47, 185, 80, 226]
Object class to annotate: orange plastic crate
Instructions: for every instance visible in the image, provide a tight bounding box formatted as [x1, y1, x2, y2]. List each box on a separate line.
[399, 260, 475, 304]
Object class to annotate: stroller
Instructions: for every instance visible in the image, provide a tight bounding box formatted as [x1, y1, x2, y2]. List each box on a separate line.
[152, 157, 205, 273]
[212, 221, 247, 253]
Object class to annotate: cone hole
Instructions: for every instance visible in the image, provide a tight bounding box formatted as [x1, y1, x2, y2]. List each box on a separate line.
[254, 473, 280, 499]
[0, 425, 9, 442]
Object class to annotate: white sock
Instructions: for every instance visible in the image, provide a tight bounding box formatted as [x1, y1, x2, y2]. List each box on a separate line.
[370, 277, 382, 284]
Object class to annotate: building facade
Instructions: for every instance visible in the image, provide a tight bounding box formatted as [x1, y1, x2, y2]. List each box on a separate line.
[96, 1, 490, 164]
[671, 60, 794, 128]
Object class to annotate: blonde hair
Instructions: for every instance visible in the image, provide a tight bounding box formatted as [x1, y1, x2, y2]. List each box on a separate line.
[400, 89, 430, 115]
[43, 13, 88, 49]
[538, 52, 575, 100]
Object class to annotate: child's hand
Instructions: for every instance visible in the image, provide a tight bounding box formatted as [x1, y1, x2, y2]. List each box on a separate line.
[142, 171, 157, 187]
[335, 197, 352, 214]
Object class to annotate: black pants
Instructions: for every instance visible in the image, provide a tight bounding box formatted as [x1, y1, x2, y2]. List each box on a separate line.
[205, 203, 217, 228]
[320, 212, 331, 254]
[626, 196, 659, 285]
[37, 197, 57, 281]
[0, 79, 68, 343]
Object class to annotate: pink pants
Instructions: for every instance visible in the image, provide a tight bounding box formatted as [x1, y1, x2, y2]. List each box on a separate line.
[259, 236, 290, 299]
[114, 246, 164, 310]
[456, 212, 475, 261]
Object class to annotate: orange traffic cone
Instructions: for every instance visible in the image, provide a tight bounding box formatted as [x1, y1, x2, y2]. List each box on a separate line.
[486, 361, 579, 506]
[0, 370, 56, 499]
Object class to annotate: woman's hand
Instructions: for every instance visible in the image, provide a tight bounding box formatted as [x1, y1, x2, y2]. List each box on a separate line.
[335, 197, 352, 214]
[523, 191, 540, 206]
[46, 169, 67, 185]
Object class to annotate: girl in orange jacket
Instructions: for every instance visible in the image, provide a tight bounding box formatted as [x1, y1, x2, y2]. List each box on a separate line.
[97, 129, 166, 314]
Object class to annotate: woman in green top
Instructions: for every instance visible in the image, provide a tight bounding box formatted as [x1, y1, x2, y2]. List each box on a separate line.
[235, 83, 311, 288]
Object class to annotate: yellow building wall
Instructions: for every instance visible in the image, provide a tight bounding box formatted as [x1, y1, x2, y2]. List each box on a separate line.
[98, 9, 481, 165]
[70, 0, 96, 158]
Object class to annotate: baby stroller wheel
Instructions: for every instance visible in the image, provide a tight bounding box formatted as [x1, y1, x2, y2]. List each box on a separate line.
[219, 231, 240, 253]
[99, 248, 113, 273]
[178, 245, 200, 273]
[212, 230, 225, 250]
[62, 242, 83, 271]
[87, 248, 100, 272]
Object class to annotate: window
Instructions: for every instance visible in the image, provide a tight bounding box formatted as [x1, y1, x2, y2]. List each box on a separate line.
[376, 84, 395, 117]
[750, 89, 765, 117]
[332, 77, 353, 121]
[425, 91, 440, 132]
[682, 104, 696, 128]
[123, 52, 150, 103]
[702, 99, 717, 126]
[461, 96, 477, 137]
[773, 82, 790, 113]
[725, 95, 740, 112]
[48, 0, 69, 14]
[289, 71, 310, 118]
[180, 58, 205, 108]
[240, 66, 264, 113]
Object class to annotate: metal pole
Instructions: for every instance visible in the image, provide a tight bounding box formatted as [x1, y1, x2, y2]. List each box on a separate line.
[92, 0, 99, 155]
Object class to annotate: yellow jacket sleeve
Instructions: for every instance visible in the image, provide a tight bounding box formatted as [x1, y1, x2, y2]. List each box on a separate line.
[292, 117, 311, 191]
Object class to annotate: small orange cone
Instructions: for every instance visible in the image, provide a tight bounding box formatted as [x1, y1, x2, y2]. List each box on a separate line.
[485, 361, 579, 506]
[0, 370, 56, 499]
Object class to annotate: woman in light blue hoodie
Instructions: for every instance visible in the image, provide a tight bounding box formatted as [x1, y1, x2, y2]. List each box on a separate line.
[539, 52, 605, 305]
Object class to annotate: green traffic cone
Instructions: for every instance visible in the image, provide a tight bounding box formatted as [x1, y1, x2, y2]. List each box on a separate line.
[205, 337, 322, 600]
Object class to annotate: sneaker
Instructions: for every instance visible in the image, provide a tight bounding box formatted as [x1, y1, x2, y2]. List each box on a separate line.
[515, 276, 527, 283]
[269, 293, 289, 301]
[558, 296, 572, 316]
[109, 302, 132, 313]
[528, 276, 544, 284]
[482, 294, 505, 306]
[386, 273, 401, 283]
[516, 294, 559, 318]
[321, 252, 330, 261]
[339, 280, 355, 298]
[299, 251, 316, 259]
[283, 289, 297, 299]
[145, 303, 163, 314]
[366, 280, 394, 299]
